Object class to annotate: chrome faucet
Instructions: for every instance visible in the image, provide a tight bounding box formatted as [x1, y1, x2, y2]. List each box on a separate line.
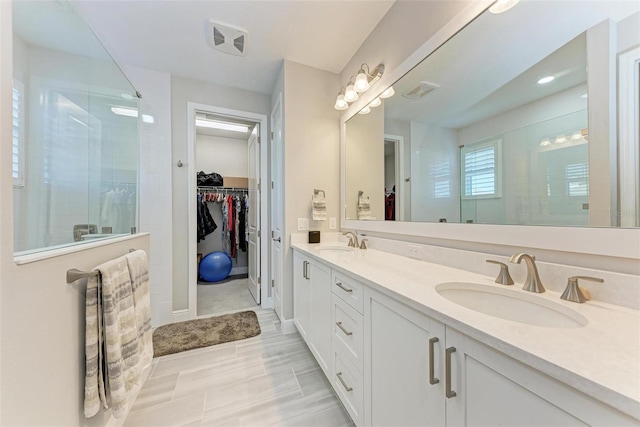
[509, 253, 545, 293]
[342, 231, 359, 248]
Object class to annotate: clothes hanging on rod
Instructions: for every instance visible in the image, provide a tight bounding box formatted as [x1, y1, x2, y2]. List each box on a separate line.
[197, 193, 217, 242]
[197, 187, 249, 259]
[385, 185, 396, 221]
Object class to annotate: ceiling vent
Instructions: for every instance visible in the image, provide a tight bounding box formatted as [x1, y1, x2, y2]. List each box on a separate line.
[402, 81, 440, 100]
[207, 21, 248, 57]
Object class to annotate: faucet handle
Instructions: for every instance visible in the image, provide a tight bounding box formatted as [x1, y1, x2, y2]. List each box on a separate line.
[486, 260, 514, 285]
[561, 276, 604, 303]
[359, 239, 368, 250]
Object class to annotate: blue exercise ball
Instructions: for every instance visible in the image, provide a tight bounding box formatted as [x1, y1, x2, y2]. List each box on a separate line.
[199, 251, 232, 283]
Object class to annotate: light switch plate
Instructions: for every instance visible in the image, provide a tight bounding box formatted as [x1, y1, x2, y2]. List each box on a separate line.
[329, 217, 337, 229]
[298, 218, 310, 231]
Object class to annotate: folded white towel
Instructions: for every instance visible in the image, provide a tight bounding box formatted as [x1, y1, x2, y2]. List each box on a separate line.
[312, 192, 327, 221]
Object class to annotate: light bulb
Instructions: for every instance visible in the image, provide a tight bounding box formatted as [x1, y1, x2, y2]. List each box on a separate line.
[571, 131, 582, 141]
[539, 138, 551, 147]
[359, 106, 371, 115]
[537, 75, 555, 85]
[380, 86, 395, 98]
[345, 83, 359, 102]
[554, 134, 567, 144]
[355, 70, 370, 93]
[369, 97, 382, 108]
[334, 94, 348, 111]
[489, 0, 520, 14]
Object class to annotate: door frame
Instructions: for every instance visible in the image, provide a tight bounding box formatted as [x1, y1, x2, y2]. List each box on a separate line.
[186, 102, 271, 319]
[384, 134, 405, 221]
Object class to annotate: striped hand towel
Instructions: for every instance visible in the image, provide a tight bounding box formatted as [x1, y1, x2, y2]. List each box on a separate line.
[357, 194, 372, 220]
[125, 250, 153, 369]
[84, 256, 143, 419]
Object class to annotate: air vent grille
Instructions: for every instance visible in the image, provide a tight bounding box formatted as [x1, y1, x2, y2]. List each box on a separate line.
[402, 81, 440, 100]
[208, 21, 248, 57]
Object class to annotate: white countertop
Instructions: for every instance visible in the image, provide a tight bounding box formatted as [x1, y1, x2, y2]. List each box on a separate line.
[292, 242, 640, 419]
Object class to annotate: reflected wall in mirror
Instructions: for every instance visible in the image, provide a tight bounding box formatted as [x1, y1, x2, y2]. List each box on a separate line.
[344, 1, 640, 228]
[12, 0, 140, 254]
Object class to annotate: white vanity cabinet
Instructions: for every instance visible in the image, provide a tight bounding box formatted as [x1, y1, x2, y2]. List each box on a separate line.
[365, 288, 637, 427]
[292, 251, 332, 375]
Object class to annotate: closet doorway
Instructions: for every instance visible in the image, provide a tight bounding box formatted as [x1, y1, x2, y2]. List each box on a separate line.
[187, 103, 270, 319]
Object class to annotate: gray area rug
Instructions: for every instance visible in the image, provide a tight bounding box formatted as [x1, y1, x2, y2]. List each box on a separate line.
[152, 310, 261, 357]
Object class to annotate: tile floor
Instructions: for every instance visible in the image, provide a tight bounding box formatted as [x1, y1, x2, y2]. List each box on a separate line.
[124, 309, 354, 426]
[197, 276, 259, 317]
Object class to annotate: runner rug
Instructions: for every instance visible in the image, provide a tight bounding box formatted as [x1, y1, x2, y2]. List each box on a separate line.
[152, 310, 261, 357]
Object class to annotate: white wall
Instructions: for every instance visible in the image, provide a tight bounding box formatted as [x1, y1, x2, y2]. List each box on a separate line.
[282, 60, 340, 320]
[123, 64, 174, 328]
[171, 75, 270, 312]
[618, 11, 640, 53]
[196, 134, 248, 177]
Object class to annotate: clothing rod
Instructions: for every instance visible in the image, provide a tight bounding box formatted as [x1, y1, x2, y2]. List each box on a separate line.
[66, 249, 138, 284]
[197, 186, 249, 192]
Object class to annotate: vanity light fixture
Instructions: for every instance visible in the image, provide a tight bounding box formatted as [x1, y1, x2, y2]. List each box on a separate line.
[539, 138, 551, 147]
[369, 97, 382, 108]
[334, 89, 349, 111]
[379, 86, 395, 98]
[195, 118, 249, 133]
[358, 106, 371, 115]
[489, 0, 520, 14]
[571, 131, 583, 141]
[344, 78, 359, 103]
[334, 63, 385, 110]
[554, 134, 567, 144]
[537, 75, 555, 85]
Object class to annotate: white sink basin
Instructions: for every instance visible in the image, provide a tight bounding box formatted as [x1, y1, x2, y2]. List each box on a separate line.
[436, 282, 588, 328]
[313, 244, 355, 253]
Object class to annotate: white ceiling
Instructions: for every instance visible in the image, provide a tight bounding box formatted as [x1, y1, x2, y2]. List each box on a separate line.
[71, 0, 395, 95]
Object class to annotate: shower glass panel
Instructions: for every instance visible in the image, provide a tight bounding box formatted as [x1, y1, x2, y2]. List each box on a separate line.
[12, 0, 140, 255]
[460, 110, 588, 226]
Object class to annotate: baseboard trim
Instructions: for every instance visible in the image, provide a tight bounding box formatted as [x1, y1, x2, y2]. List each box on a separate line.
[281, 318, 298, 335]
[172, 309, 191, 323]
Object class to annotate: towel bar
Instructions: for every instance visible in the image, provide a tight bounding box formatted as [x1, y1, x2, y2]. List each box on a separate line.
[66, 249, 139, 283]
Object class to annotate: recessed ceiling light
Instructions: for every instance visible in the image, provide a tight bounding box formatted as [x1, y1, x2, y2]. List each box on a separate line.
[537, 76, 555, 85]
[195, 119, 249, 133]
[489, 0, 520, 14]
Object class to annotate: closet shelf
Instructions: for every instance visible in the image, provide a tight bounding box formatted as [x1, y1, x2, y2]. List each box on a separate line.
[198, 186, 249, 192]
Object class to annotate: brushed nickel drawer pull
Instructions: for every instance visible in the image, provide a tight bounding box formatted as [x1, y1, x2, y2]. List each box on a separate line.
[336, 321, 353, 336]
[446, 346, 457, 398]
[429, 337, 439, 385]
[336, 372, 353, 392]
[336, 282, 353, 293]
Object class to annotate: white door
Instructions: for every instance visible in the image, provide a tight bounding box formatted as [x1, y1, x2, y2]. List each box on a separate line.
[248, 126, 261, 303]
[270, 95, 284, 320]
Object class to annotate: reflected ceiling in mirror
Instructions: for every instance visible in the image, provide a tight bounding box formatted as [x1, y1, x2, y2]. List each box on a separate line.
[344, 0, 640, 228]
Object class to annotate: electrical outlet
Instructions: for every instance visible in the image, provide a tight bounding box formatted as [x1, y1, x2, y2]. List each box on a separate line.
[297, 218, 310, 231]
[329, 217, 337, 229]
[408, 244, 422, 260]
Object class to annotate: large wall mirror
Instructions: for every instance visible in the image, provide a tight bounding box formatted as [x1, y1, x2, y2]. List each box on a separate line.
[344, 0, 639, 229]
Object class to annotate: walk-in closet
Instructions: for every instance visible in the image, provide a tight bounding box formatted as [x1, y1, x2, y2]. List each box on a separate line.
[195, 112, 260, 317]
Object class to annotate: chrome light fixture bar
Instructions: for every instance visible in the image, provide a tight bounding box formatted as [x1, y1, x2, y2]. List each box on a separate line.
[334, 62, 391, 111]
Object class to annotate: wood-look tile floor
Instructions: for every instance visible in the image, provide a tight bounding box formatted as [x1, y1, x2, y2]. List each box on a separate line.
[197, 277, 259, 317]
[124, 310, 354, 427]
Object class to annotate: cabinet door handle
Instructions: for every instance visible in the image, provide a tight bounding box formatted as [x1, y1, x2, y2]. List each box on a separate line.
[302, 261, 307, 279]
[429, 337, 440, 385]
[336, 372, 353, 392]
[336, 321, 353, 336]
[445, 346, 457, 398]
[336, 282, 353, 293]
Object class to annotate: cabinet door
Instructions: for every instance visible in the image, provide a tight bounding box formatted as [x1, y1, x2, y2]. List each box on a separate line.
[367, 289, 446, 427]
[445, 328, 637, 426]
[293, 252, 310, 340]
[308, 259, 332, 375]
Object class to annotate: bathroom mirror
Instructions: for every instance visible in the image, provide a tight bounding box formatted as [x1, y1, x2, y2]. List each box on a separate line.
[12, 0, 140, 255]
[344, 0, 640, 228]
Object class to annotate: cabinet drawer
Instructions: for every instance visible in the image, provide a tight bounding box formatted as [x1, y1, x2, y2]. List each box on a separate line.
[332, 294, 364, 373]
[332, 271, 364, 314]
[333, 351, 364, 427]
